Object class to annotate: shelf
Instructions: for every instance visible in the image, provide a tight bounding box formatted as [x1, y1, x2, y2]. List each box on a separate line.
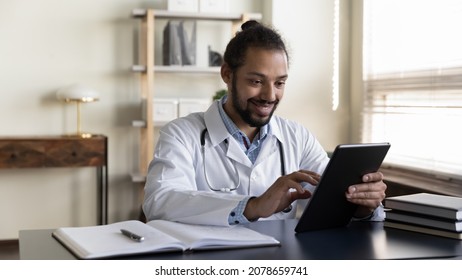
[132, 9, 262, 21]
[130, 172, 146, 183]
[131, 120, 146, 128]
[132, 65, 220, 74]
[131, 120, 170, 128]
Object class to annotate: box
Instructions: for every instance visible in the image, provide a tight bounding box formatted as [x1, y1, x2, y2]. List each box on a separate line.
[199, 0, 229, 13]
[178, 98, 211, 117]
[168, 0, 199, 13]
[153, 98, 179, 125]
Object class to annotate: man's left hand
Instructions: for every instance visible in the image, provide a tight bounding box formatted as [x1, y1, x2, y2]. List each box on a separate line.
[345, 172, 387, 218]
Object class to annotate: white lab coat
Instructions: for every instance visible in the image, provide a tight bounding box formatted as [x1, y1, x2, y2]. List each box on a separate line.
[143, 100, 330, 226]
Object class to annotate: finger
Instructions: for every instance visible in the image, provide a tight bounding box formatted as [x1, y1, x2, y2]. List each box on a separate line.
[299, 170, 322, 179]
[347, 196, 383, 209]
[272, 171, 320, 198]
[362, 171, 383, 182]
[272, 176, 305, 195]
[347, 180, 386, 196]
[347, 189, 386, 201]
[346, 188, 384, 202]
[287, 179, 307, 194]
[284, 178, 313, 195]
[290, 189, 312, 200]
[290, 170, 321, 186]
[299, 170, 321, 184]
[348, 180, 387, 194]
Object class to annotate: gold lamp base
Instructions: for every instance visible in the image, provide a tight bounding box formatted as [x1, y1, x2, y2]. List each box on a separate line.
[56, 84, 100, 139]
[66, 98, 98, 138]
[62, 132, 94, 139]
[69, 99, 98, 139]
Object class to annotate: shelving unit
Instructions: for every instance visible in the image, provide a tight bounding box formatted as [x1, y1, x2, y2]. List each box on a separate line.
[131, 9, 262, 183]
[131, 65, 220, 74]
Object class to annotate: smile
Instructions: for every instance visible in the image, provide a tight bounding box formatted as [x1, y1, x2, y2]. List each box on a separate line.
[249, 99, 278, 116]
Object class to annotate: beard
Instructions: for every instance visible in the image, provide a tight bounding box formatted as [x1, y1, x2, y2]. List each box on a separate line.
[230, 75, 279, 128]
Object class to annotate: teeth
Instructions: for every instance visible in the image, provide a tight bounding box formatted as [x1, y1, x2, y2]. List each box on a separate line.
[253, 101, 273, 107]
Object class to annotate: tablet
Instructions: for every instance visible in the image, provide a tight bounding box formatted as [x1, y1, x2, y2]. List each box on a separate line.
[294, 143, 391, 233]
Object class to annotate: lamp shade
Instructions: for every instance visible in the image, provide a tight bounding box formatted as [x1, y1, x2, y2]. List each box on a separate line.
[56, 84, 100, 102]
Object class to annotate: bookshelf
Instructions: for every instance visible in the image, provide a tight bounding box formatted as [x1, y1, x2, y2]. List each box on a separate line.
[130, 9, 262, 183]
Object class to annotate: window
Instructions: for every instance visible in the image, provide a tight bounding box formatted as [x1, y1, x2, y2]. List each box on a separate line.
[332, 0, 340, 111]
[362, 0, 462, 179]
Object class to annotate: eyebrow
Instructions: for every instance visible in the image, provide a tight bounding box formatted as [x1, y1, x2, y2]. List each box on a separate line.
[246, 71, 288, 80]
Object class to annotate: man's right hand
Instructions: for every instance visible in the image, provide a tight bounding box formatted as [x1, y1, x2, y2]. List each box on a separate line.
[243, 170, 320, 221]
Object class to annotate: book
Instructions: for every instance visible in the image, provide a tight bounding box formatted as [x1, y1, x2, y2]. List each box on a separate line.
[52, 219, 280, 259]
[384, 193, 462, 220]
[386, 210, 462, 232]
[163, 21, 182, 65]
[384, 220, 462, 240]
[162, 20, 196, 66]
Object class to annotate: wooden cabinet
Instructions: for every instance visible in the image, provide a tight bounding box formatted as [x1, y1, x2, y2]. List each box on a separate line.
[131, 9, 262, 182]
[0, 135, 108, 224]
[0, 136, 106, 168]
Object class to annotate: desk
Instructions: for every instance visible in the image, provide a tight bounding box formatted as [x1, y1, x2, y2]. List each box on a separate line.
[0, 135, 108, 225]
[19, 220, 462, 260]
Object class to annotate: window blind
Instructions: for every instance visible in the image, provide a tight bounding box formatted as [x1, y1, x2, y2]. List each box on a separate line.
[362, 0, 462, 179]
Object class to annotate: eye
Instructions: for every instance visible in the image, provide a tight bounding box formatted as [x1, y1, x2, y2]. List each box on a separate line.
[275, 80, 286, 88]
[249, 79, 262, 86]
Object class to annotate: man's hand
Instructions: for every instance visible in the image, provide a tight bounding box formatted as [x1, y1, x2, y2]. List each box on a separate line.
[345, 171, 387, 218]
[243, 170, 320, 221]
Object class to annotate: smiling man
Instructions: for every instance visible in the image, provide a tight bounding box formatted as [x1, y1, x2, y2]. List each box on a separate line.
[143, 20, 387, 226]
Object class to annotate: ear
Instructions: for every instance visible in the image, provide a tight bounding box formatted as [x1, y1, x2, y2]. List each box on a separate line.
[220, 63, 232, 85]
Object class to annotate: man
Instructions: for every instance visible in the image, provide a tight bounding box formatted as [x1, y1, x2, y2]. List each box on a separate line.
[143, 20, 386, 226]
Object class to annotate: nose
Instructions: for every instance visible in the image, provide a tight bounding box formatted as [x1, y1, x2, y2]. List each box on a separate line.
[260, 83, 278, 102]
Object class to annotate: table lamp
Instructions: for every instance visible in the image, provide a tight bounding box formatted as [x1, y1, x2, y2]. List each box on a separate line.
[56, 84, 100, 138]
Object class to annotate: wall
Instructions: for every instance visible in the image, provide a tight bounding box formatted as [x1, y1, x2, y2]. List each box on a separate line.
[349, 0, 363, 143]
[269, 0, 350, 151]
[0, 0, 348, 239]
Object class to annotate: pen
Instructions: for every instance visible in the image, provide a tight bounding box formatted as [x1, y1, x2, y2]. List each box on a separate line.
[120, 229, 145, 242]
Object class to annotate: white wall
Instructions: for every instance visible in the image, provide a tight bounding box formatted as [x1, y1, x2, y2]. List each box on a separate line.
[269, 0, 350, 151]
[349, 0, 364, 143]
[0, 0, 348, 239]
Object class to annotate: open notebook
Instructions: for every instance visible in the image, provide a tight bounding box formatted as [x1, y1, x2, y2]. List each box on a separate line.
[52, 219, 280, 259]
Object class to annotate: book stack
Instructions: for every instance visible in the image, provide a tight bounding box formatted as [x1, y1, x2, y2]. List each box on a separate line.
[383, 192, 462, 240]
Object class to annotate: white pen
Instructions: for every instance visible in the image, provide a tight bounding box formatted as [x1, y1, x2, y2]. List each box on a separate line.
[120, 229, 145, 242]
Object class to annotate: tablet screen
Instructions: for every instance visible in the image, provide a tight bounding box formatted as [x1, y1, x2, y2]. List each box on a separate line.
[295, 143, 390, 233]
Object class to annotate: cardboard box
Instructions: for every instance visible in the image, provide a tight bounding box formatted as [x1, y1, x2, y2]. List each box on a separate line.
[153, 98, 179, 125]
[179, 98, 211, 117]
[199, 0, 229, 13]
[168, 0, 199, 12]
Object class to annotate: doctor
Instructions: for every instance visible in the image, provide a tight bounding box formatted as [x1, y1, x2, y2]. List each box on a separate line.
[143, 20, 387, 226]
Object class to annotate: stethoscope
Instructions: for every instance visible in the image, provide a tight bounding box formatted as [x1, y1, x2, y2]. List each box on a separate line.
[200, 128, 286, 192]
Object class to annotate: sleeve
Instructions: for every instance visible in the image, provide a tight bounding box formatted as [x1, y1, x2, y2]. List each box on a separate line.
[352, 204, 386, 222]
[228, 197, 254, 225]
